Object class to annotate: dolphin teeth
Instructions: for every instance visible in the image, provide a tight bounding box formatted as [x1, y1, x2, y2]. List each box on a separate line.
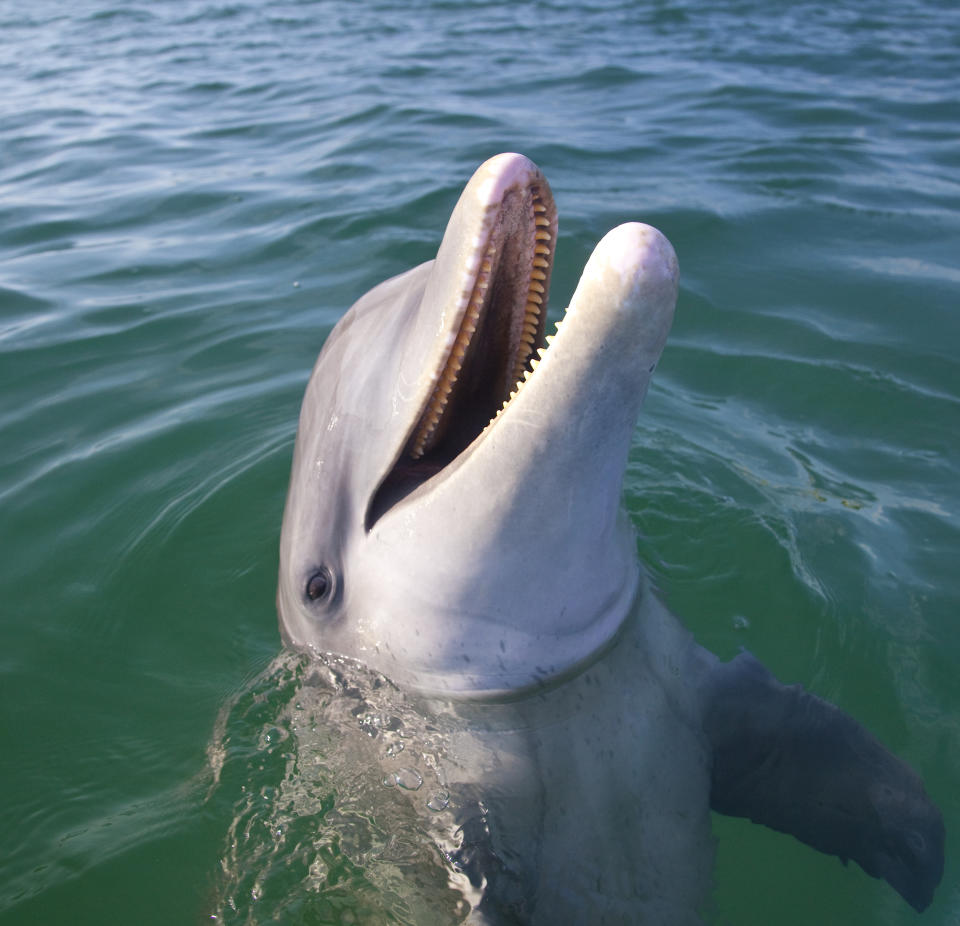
[406, 185, 556, 461]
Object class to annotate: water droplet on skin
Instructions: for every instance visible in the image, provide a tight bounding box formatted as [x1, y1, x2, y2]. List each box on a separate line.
[395, 767, 423, 791]
[427, 790, 450, 812]
[381, 773, 397, 788]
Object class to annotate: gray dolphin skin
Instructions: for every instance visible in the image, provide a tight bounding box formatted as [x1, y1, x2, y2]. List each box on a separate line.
[278, 153, 944, 921]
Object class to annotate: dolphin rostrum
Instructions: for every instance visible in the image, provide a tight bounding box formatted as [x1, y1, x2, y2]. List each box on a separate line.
[277, 153, 944, 921]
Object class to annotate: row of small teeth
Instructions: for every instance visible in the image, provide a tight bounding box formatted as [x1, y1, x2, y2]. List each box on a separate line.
[501, 195, 553, 422]
[487, 317, 564, 432]
[408, 190, 554, 460]
[507, 197, 552, 388]
[408, 239, 494, 459]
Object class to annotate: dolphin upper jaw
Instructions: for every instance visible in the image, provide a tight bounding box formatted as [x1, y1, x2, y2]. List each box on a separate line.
[388, 153, 559, 473]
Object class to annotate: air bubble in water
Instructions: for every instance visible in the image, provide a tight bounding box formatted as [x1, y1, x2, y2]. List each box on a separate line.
[395, 767, 423, 791]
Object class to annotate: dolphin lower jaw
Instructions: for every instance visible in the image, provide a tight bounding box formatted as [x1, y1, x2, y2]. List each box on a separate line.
[369, 171, 678, 543]
[372, 221, 680, 541]
[356, 222, 679, 694]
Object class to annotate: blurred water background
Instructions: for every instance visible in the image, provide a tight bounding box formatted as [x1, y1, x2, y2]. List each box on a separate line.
[1, 1, 958, 923]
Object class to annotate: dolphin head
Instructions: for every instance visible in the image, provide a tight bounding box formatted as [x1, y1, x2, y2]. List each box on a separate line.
[278, 153, 678, 695]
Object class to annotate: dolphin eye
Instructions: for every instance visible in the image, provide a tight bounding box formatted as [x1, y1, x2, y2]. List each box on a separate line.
[305, 566, 334, 603]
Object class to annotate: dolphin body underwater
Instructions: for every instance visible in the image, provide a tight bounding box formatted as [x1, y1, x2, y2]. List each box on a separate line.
[276, 153, 944, 923]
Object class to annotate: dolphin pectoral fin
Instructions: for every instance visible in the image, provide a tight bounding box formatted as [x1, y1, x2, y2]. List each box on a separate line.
[701, 651, 944, 912]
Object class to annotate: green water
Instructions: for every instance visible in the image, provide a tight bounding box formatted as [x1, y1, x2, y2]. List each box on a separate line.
[1, 1, 958, 923]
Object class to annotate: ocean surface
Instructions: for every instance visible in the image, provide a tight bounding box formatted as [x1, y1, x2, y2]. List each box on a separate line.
[1, 1, 958, 923]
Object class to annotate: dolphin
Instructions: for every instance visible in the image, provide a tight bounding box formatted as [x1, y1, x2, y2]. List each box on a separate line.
[277, 153, 944, 921]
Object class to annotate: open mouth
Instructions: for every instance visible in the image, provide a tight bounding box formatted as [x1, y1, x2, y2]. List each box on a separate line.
[367, 174, 558, 527]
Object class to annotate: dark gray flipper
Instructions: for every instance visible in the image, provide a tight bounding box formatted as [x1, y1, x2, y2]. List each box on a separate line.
[701, 651, 944, 912]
